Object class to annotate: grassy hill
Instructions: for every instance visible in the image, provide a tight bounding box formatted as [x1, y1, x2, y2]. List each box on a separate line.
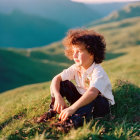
[86, 2, 128, 17]
[0, 10, 68, 48]
[0, 74, 139, 139]
[0, 0, 102, 48]
[91, 17, 140, 51]
[88, 1, 140, 27]
[0, 15, 140, 139]
[0, 42, 73, 93]
[1, 16, 140, 93]
[0, 0, 101, 28]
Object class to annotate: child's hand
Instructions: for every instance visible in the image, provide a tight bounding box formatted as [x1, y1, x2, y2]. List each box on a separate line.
[59, 107, 76, 121]
[53, 97, 68, 113]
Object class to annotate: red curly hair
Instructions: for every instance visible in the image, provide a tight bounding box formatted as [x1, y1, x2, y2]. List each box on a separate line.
[62, 28, 106, 64]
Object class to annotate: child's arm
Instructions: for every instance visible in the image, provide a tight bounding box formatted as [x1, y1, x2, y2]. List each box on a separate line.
[59, 87, 99, 121]
[51, 74, 68, 113]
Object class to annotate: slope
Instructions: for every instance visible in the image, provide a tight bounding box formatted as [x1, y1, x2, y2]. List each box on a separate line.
[0, 0, 101, 27]
[88, 1, 140, 27]
[0, 43, 71, 93]
[0, 10, 68, 48]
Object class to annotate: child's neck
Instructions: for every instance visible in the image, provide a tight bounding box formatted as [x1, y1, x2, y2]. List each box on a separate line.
[81, 62, 94, 73]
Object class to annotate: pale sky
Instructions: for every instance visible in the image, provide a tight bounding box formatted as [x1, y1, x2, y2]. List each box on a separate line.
[71, 0, 140, 4]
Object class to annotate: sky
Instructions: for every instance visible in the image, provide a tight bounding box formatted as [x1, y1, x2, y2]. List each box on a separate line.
[71, 0, 140, 4]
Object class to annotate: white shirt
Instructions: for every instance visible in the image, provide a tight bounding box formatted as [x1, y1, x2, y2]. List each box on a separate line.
[61, 62, 115, 105]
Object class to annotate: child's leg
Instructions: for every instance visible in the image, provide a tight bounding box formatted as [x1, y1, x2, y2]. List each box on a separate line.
[50, 81, 110, 118]
[68, 95, 110, 128]
[49, 80, 82, 109]
[60, 80, 82, 104]
[73, 95, 110, 119]
[51, 84, 110, 131]
[36, 80, 81, 123]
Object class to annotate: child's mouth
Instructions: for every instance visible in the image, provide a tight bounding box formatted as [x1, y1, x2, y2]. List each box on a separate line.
[75, 60, 79, 63]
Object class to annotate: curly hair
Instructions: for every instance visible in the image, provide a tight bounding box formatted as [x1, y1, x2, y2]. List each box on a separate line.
[62, 28, 106, 64]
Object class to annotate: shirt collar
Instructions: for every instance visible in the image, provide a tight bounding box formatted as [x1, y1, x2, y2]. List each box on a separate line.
[85, 62, 96, 75]
[75, 62, 96, 75]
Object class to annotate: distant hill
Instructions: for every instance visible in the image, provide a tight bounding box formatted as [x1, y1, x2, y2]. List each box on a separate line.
[88, 2, 140, 27]
[0, 0, 138, 48]
[0, 0, 102, 48]
[86, 2, 128, 17]
[0, 10, 68, 48]
[92, 17, 140, 51]
[0, 16, 140, 93]
[0, 42, 73, 93]
[0, 0, 101, 27]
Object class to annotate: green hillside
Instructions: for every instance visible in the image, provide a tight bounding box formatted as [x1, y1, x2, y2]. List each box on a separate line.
[0, 0, 101, 28]
[86, 2, 127, 16]
[0, 0, 102, 48]
[91, 17, 140, 51]
[0, 14, 140, 139]
[0, 42, 73, 93]
[1, 17, 140, 93]
[0, 10, 68, 48]
[88, 2, 140, 27]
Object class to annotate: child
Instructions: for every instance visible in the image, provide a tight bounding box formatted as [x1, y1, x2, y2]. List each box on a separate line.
[36, 29, 115, 132]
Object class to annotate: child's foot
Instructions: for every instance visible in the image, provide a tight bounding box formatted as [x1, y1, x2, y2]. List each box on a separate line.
[36, 109, 56, 123]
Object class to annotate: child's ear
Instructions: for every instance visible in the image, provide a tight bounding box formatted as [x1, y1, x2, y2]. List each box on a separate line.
[90, 54, 94, 59]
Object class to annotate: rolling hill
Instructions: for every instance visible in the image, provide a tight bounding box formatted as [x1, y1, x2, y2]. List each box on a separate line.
[0, 42, 72, 93]
[0, 16, 140, 93]
[0, 0, 101, 48]
[0, 0, 101, 28]
[86, 2, 128, 17]
[88, 1, 140, 27]
[0, 10, 68, 48]
[0, 0, 131, 48]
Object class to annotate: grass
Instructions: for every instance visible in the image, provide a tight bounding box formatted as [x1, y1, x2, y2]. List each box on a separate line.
[0, 13, 140, 140]
[0, 79, 139, 139]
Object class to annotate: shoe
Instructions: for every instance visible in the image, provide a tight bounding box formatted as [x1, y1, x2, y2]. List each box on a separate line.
[36, 109, 56, 123]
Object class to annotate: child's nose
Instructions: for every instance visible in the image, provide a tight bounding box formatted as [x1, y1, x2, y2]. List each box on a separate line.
[73, 51, 78, 58]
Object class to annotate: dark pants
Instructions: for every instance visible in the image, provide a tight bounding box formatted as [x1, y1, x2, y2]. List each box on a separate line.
[50, 80, 110, 119]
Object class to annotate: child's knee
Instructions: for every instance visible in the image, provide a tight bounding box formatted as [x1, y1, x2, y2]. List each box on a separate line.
[50, 83, 54, 97]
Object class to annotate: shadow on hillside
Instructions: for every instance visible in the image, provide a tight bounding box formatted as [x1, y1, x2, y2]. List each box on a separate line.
[105, 52, 126, 61]
[29, 51, 72, 64]
[111, 79, 140, 122]
[87, 80, 140, 139]
[0, 51, 125, 94]
[0, 49, 70, 94]
[0, 111, 26, 132]
[136, 40, 140, 45]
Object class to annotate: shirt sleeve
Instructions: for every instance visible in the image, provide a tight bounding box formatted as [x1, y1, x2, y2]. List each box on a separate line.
[90, 69, 110, 95]
[60, 64, 76, 81]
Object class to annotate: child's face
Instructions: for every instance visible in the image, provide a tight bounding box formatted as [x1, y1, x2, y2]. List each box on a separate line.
[72, 45, 94, 70]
